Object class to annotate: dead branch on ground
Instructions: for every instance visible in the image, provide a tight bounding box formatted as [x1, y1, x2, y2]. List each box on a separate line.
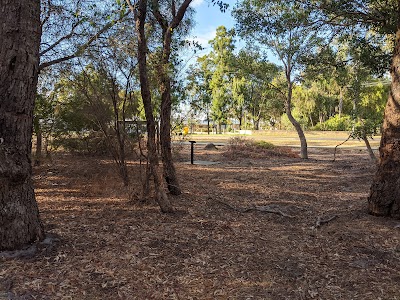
[214, 199, 295, 218]
[315, 215, 338, 228]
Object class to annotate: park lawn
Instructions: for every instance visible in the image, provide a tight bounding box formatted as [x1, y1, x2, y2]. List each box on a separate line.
[183, 130, 381, 148]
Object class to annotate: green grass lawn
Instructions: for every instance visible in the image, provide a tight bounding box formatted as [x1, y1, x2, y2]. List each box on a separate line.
[182, 130, 381, 148]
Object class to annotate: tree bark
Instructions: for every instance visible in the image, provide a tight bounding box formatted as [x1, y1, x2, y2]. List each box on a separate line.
[131, 0, 174, 212]
[34, 127, 43, 166]
[362, 136, 377, 163]
[286, 82, 308, 159]
[368, 18, 400, 218]
[0, 0, 45, 250]
[159, 78, 181, 195]
[152, 0, 192, 196]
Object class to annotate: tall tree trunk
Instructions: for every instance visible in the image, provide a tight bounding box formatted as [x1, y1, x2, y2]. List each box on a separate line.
[153, 0, 192, 196]
[338, 87, 343, 118]
[207, 114, 210, 135]
[286, 82, 308, 159]
[34, 126, 43, 166]
[368, 19, 400, 219]
[159, 74, 181, 195]
[0, 0, 44, 250]
[131, 0, 173, 212]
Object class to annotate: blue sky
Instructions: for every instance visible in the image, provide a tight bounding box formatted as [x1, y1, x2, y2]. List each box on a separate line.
[188, 0, 237, 55]
[190, 0, 236, 49]
[187, 0, 280, 66]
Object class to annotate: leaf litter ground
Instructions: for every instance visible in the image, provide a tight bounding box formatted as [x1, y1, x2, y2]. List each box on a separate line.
[1, 145, 400, 299]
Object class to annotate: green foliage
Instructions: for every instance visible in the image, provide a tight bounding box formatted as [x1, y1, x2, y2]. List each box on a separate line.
[51, 65, 141, 155]
[313, 115, 353, 131]
[52, 132, 109, 155]
[208, 26, 236, 126]
[351, 119, 379, 140]
[254, 140, 274, 149]
[280, 111, 309, 130]
[34, 91, 57, 135]
[224, 136, 298, 159]
[53, 70, 113, 135]
[228, 136, 273, 149]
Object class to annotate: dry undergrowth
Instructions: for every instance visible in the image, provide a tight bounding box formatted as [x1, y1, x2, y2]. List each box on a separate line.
[223, 137, 298, 160]
[1, 145, 400, 300]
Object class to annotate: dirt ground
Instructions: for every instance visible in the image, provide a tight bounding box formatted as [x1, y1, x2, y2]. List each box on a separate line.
[1, 144, 400, 300]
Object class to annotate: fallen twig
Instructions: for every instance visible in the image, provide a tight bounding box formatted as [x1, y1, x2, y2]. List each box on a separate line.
[214, 199, 294, 218]
[315, 215, 338, 228]
[252, 205, 295, 218]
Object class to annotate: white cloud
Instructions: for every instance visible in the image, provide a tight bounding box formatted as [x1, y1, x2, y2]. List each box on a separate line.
[190, 28, 216, 49]
[190, 0, 204, 8]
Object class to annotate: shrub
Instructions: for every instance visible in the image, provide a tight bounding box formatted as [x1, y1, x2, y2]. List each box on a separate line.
[313, 115, 352, 131]
[255, 140, 274, 149]
[224, 137, 298, 159]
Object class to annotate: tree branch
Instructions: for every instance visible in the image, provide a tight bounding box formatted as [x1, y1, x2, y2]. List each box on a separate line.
[170, 0, 192, 29]
[40, 20, 82, 56]
[39, 10, 131, 71]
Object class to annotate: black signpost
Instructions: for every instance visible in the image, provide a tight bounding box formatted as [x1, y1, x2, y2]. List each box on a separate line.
[189, 141, 196, 164]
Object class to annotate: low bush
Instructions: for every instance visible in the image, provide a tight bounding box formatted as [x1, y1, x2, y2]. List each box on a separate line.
[224, 137, 298, 160]
[313, 115, 352, 131]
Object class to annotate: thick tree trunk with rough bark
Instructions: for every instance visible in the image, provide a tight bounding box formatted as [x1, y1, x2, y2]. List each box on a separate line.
[132, 0, 173, 212]
[0, 0, 45, 250]
[368, 23, 400, 219]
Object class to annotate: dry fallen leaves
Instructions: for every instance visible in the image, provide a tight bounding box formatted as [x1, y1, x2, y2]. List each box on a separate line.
[1, 146, 399, 299]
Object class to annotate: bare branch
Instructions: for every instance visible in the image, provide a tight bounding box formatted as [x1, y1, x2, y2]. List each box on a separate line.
[39, 10, 131, 71]
[40, 20, 82, 56]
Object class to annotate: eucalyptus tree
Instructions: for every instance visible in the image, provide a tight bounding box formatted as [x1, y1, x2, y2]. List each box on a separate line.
[303, 0, 400, 217]
[54, 61, 138, 186]
[148, 0, 194, 196]
[34, 0, 132, 165]
[186, 55, 214, 134]
[231, 76, 247, 129]
[233, 49, 282, 130]
[208, 26, 236, 133]
[234, 0, 325, 159]
[126, 0, 174, 212]
[39, 0, 130, 71]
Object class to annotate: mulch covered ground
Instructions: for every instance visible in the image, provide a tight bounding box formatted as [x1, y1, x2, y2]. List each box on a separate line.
[1, 144, 400, 299]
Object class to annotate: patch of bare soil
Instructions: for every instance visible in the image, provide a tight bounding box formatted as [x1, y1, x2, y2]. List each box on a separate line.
[1, 146, 400, 299]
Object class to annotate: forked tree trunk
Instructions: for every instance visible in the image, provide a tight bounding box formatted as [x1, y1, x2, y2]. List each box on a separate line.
[368, 22, 400, 219]
[132, 0, 173, 212]
[153, 0, 192, 196]
[0, 0, 44, 250]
